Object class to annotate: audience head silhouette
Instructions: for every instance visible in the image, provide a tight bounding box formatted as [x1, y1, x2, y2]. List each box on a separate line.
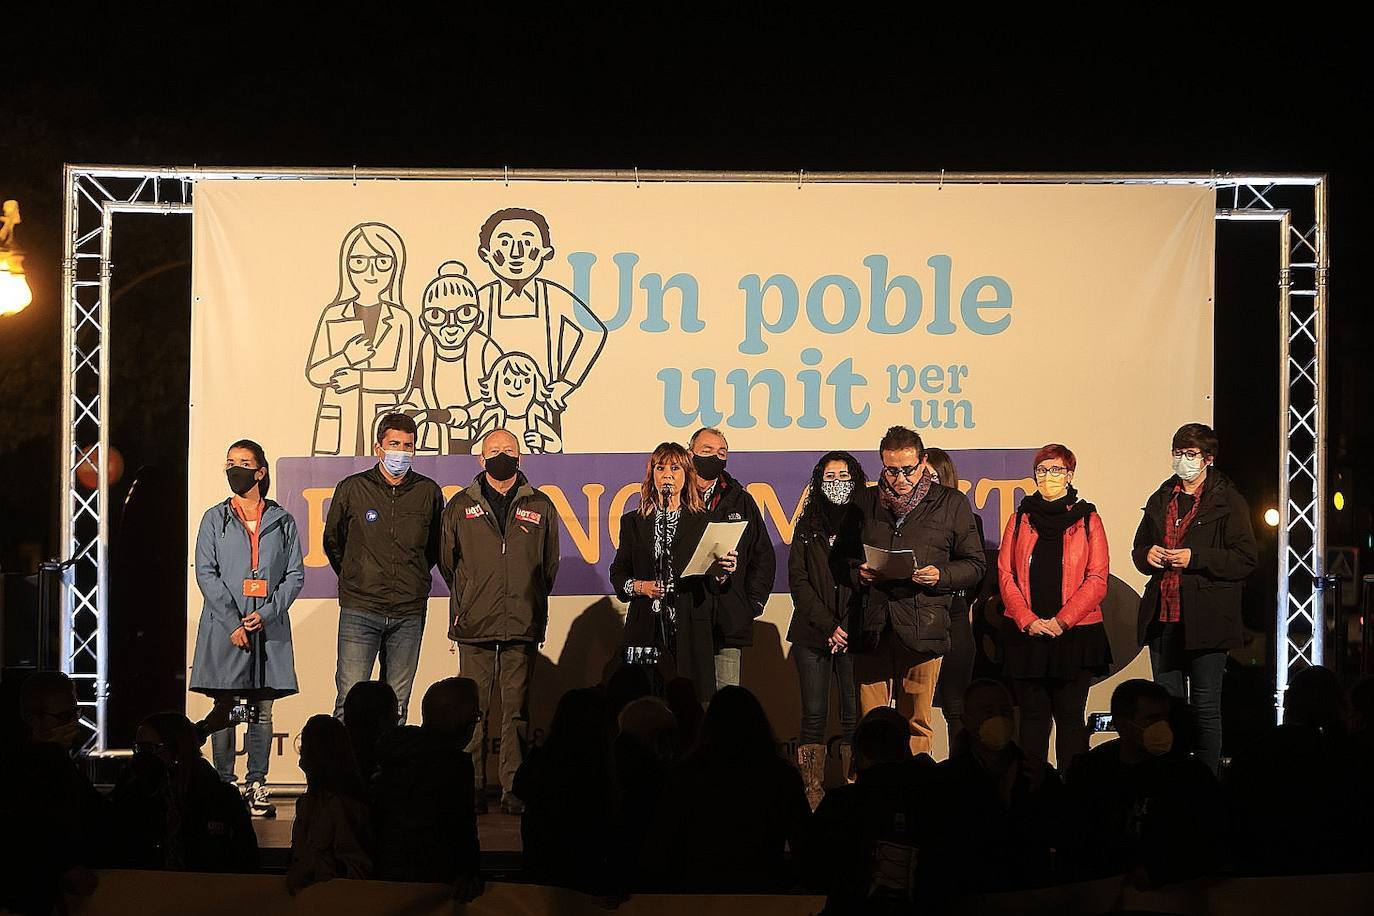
[960, 678, 1016, 752]
[1111, 679, 1173, 759]
[420, 676, 480, 744]
[853, 706, 912, 772]
[694, 685, 778, 765]
[1283, 665, 1345, 734]
[298, 714, 365, 799]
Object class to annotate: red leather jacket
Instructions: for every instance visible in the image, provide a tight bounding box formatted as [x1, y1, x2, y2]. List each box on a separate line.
[998, 510, 1109, 631]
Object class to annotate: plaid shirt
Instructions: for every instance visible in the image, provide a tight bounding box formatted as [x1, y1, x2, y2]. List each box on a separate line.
[1159, 482, 1204, 623]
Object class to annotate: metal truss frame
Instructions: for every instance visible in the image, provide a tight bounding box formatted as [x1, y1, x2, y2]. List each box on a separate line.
[59, 166, 1326, 750]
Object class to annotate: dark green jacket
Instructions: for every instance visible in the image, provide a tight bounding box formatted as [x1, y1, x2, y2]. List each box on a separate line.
[440, 473, 560, 644]
[323, 465, 445, 616]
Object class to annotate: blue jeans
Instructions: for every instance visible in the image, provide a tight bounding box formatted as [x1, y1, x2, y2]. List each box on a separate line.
[334, 608, 426, 724]
[210, 698, 275, 785]
[714, 647, 742, 691]
[1148, 622, 1226, 774]
[794, 645, 858, 746]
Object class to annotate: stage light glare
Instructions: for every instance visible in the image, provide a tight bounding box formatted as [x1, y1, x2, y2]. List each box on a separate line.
[1334, 491, 1345, 511]
[1264, 508, 1280, 527]
[0, 199, 31, 317]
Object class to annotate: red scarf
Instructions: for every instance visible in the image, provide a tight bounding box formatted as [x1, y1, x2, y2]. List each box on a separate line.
[1159, 482, 1204, 623]
[878, 468, 933, 524]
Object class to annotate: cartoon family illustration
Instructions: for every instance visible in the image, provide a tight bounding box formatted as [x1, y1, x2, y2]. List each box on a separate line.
[304, 209, 608, 456]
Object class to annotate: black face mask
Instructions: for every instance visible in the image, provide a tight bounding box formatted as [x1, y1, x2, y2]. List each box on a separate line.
[226, 466, 260, 497]
[485, 453, 519, 483]
[693, 454, 726, 482]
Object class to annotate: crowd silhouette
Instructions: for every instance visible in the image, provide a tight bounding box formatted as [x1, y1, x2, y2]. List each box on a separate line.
[1, 664, 1372, 914]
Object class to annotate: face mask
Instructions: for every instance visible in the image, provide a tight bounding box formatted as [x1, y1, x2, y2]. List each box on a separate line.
[485, 452, 519, 483]
[382, 450, 413, 477]
[39, 721, 80, 750]
[226, 466, 260, 497]
[693, 454, 726, 482]
[977, 715, 1013, 752]
[1141, 721, 1174, 756]
[1172, 454, 1205, 482]
[820, 479, 854, 505]
[1037, 476, 1069, 500]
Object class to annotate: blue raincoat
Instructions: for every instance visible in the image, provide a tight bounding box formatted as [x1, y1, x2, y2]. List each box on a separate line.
[191, 498, 303, 697]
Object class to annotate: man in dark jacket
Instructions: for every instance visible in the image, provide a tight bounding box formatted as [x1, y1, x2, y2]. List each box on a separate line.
[934, 679, 1063, 894]
[440, 428, 560, 814]
[801, 706, 938, 915]
[326, 413, 446, 724]
[1131, 422, 1256, 773]
[372, 677, 483, 902]
[1063, 679, 1223, 888]
[689, 427, 777, 690]
[851, 426, 986, 755]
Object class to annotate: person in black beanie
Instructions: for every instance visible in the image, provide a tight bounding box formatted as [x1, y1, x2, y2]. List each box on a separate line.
[998, 443, 1111, 768]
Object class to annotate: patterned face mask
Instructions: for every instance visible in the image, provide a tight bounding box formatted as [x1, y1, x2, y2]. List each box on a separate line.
[820, 479, 854, 505]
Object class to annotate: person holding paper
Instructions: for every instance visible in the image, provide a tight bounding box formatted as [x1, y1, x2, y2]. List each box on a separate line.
[851, 426, 987, 756]
[689, 427, 777, 690]
[191, 438, 303, 818]
[998, 443, 1111, 769]
[610, 442, 735, 702]
[786, 451, 867, 807]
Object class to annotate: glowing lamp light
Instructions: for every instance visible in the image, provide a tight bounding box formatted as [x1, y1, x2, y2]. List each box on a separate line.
[1264, 508, 1281, 528]
[0, 255, 33, 317]
[0, 199, 31, 317]
[1334, 491, 1346, 511]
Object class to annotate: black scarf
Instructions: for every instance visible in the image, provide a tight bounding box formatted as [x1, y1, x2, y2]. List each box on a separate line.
[1018, 485, 1094, 537]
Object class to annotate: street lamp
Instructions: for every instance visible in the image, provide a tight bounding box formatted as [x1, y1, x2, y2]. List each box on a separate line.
[0, 199, 33, 317]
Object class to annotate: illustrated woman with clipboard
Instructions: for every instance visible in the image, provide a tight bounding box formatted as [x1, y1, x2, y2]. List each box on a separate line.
[306, 222, 416, 456]
[191, 439, 304, 817]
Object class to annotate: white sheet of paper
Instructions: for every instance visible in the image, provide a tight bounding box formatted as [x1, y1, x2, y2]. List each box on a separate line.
[864, 544, 915, 580]
[681, 521, 750, 577]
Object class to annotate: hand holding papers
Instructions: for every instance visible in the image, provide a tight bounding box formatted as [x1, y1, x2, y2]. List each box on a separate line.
[682, 521, 749, 577]
[862, 545, 916, 581]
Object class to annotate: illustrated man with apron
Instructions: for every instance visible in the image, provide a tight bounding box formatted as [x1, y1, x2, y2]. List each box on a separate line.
[475, 208, 608, 435]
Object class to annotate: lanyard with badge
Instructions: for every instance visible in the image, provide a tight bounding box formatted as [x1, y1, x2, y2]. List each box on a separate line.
[233, 499, 270, 599]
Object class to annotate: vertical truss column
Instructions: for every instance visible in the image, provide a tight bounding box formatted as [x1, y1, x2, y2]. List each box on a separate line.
[60, 167, 193, 752]
[1275, 181, 1328, 717]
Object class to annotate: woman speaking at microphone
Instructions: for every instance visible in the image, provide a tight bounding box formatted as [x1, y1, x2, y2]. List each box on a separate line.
[191, 439, 305, 817]
[609, 442, 736, 702]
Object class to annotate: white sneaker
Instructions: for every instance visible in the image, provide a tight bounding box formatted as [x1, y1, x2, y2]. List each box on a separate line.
[246, 780, 276, 818]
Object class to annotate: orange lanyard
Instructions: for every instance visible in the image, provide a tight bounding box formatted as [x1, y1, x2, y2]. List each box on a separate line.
[232, 498, 263, 574]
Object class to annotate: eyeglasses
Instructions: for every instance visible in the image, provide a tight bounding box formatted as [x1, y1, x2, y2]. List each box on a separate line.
[34, 706, 79, 724]
[348, 254, 395, 273]
[424, 305, 480, 326]
[1171, 449, 1204, 460]
[133, 741, 169, 756]
[1034, 466, 1070, 479]
[882, 466, 922, 479]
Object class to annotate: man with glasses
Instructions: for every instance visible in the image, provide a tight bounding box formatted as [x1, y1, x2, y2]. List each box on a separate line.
[1131, 422, 1256, 773]
[850, 426, 987, 755]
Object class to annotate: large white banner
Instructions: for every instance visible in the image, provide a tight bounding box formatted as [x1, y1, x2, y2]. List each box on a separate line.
[189, 179, 1214, 781]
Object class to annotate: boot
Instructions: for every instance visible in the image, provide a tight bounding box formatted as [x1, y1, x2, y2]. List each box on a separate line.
[797, 743, 826, 810]
[839, 742, 855, 785]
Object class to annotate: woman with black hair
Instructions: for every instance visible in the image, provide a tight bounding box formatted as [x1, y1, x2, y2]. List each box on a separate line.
[191, 438, 304, 817]
[786, 450, 866, 807]
[287, 715, 372, 894]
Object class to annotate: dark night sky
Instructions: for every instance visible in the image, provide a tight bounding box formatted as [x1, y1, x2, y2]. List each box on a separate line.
[1, 20, 1368, 702]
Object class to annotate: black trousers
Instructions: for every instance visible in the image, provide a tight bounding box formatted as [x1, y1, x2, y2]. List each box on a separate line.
[1012, 671, 1093, 769]
[936, 595, 975, 732]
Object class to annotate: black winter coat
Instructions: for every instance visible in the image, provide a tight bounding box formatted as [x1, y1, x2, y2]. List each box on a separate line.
[608, 508, 717, 699]
[849, 484, 988, 656]
[1131, 469, 1257, 650]
[786, 505, 864, 649]
[440, 473, 560, 644]
[323, 465, 445, 616]
[703, 473, 777, 648]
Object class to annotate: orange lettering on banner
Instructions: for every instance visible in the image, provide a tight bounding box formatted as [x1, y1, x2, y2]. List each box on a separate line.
[301, 487, 334, 567]
[607, 483, 643, 548]
[974, 477, 1034, 536]
[542, 483, 606, 564]
[442, 484, 463, 502]
[747, 483, 806, 546]
[957, 479, 972, 494]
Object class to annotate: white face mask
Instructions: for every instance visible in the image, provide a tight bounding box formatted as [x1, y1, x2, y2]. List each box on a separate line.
[820, 479, 854, 505]
[977, 715, 1014, 752]
[1171, 454, 1205, 482]
[1142, 720, 1174, 756]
